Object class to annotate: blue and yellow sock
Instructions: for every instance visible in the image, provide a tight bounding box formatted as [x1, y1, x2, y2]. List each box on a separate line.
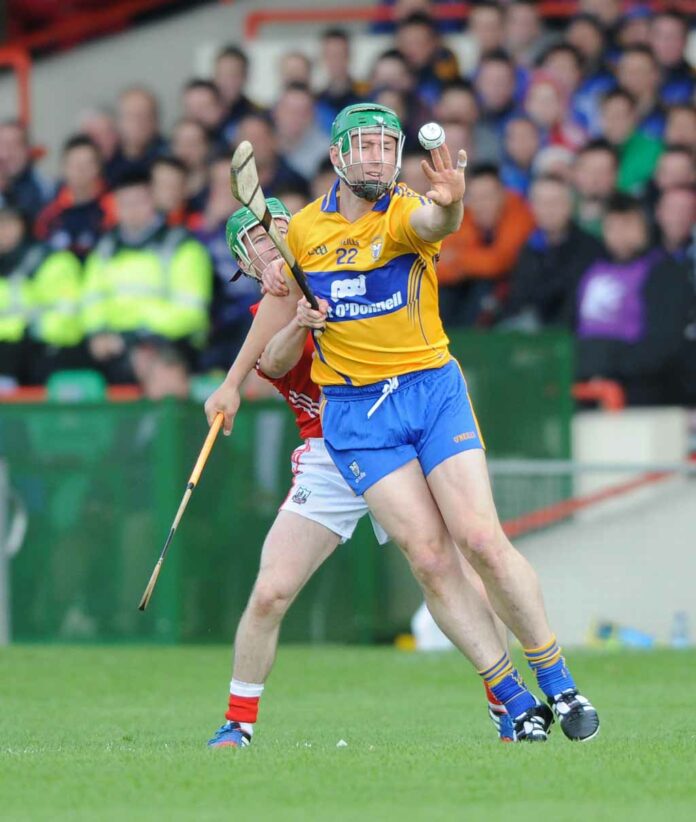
[479, 652, 536, 720]
[524, 635, 576, 699]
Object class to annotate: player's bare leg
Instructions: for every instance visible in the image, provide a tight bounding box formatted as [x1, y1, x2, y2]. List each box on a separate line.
[233, 512, 339, 681]
[456, 550, 514, 740]
[427, 449, 600, 741]
[209, 512, 339, 748]
[364, 460, 551, 740]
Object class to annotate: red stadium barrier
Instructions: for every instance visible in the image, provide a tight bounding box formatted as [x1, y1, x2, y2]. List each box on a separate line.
[6, 0, 185, 53]
[572, 380, 626, 412]
[0, 385, 143, 403]
[502, 469, 670, 539]
[243, 1, 696, 38]
[0, 47, 32, 126]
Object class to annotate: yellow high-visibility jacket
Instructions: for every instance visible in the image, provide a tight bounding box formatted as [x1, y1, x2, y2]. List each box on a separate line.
[0, 244, 83, 347]
[82, 224, 212, 345]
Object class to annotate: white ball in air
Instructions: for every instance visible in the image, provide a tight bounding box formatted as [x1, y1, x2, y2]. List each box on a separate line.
[418, 122, 445, 150]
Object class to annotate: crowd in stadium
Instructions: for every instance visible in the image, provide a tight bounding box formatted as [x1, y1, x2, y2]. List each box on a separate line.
[0, 0, 694, 405]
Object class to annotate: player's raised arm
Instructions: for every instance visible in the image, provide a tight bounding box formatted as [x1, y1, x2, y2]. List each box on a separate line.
[410, 138, 467, 243]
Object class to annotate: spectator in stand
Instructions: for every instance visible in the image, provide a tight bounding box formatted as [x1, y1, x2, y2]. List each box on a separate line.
[82, 170, 212, 383]
[369, 50, 432, 144]
[616, 45, 666, 140]
[500, 115, 540, 197]
[315, 29, 364, 134]
[650, 11, 695, 106]
[399, 148, 429, 194]
[655, 185, 696, 261]
[565, 14, 615, 132]
[572, 138, 619, 238]
[531, 144, 576, 181]
[107, 87, 167, 182]
[0, 120, 54, 223]
[578, 0, 622, 55]
[539, 43, 597, 135]
[504, 0, 556, 69]
[131, 340, 190, 400]
[437, 163, 535, 327]
[600, 89, 662, 196]
[77, 108, 120, 184]
[272, 184, 310, 216]
[279, 51, 312, 90]
[171, 118, 210, 217]
[435, 79, 496, 165]
[190, 152, 256, 373]
[311, 158, 337, 201]
[648, 145, 696, 208]
[0, 205, 84, 385]
[35, 135, 116, 260]
[468, 1, 505, 59]
[615, 7, 652, 50]
[395, 12, 459, 105]
[665, 105, 696, 153]
[373, 0, 464, 35]
[214, 45, 262, 143]
[474, 50, 519, 164]
[234, 114, 309, 198]
[273, 84, 326, 182]
[573, 193, 691, 405]
[181, 79, 227, 149]
[151, 156, 189, 227]
[502, 174, 603, 330]
[523, 70, 586, 151]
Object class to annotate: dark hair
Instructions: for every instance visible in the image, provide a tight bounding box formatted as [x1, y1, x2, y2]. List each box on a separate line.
[667, 103, 696, 120]
[322, 27, 349, 42]
[619, 44, 658, 67]
[509, 0, 537, 8]
[539, 42, 584, 71]
[606, 192, 644, 217]
[62, 134, 100, 156]
[653, 10, 688, 30]
[661, 143, 695, 160]
[577, 138, 620, 164]
[112, 168, 152, 191]
[479, 48, 515, 69]
[173, 117, 210, 141]
[470, 162, 501, 181]
[216, 45, 249, 70]
[184, 78, 221, 100]
[602, 87, 637, 108]
[281, 82, 314, 98]
[236, 111, 275, 134]
[397, 12, 439, 33]
[316, 157, 335, 176]
[152, 155, 187, 175]
[440, 78, 476, 96]
[376, 48, 409, 66]
[568, 12, 605, 37]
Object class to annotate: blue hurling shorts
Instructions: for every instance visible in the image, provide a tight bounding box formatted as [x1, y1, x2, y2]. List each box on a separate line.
[321, 360, 485, 494]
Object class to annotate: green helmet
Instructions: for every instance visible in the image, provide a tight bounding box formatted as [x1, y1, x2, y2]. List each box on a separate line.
[225, 197, 291, 280]
[330, 103, 405, 202]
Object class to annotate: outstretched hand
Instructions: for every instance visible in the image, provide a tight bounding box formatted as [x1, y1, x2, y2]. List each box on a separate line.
[420, 145, 467, 207]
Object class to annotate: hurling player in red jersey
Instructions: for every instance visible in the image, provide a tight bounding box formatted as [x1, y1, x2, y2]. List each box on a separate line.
[205, 199, 514, 749]
[205, 199, 391, 749]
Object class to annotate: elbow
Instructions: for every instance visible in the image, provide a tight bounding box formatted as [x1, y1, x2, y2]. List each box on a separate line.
[259, 354, 290, 379]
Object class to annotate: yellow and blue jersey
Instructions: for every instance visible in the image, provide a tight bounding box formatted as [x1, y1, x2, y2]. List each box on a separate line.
[287, 180, 451, 387]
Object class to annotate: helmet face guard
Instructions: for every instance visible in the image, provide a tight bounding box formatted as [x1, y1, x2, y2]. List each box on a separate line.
[226, 197, 291, 281]
[331, 104, 405, 202]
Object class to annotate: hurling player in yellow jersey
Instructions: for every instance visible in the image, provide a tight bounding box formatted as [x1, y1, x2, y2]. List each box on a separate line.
[266, 103, 599, 742]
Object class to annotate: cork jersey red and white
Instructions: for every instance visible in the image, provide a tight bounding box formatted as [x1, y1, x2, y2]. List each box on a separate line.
[251, 303, 323, 440]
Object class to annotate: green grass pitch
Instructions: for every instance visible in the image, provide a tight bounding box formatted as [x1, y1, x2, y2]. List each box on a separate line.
[2, 646, 695, 821]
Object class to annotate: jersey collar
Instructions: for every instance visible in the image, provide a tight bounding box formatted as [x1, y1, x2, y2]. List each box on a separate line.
[321, 179, 393, 214]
